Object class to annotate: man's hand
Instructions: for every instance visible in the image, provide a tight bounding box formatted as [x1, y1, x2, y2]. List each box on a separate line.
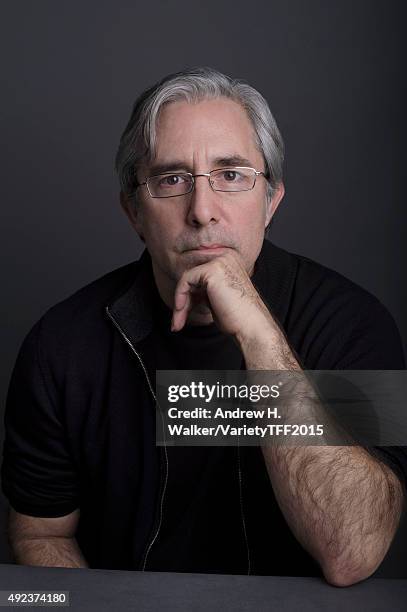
[171, 251, 273, 338]
[171, 250, 300, 370]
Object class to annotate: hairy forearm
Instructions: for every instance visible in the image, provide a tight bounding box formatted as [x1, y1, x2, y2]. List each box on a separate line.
[263, 445, 404, 585]
[11, 536, 88, 568]
[237, 318, 405, 585]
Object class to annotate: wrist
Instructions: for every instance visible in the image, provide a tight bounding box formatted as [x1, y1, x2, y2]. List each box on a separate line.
[235, 316, 275, 350]
[235, 314, 300, 370]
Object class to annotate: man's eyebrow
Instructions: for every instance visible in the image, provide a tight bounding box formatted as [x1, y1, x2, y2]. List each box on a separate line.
[147, 155, 256, 176]
[147, 160, 190, 175]
[211, 155, 254, 168]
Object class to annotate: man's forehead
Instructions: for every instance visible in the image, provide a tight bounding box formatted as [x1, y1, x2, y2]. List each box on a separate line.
[158, 98, 256, 141]
[146, 98, 263, 172]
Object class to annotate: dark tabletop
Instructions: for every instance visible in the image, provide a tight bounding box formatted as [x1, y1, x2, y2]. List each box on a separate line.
[0, 564, 406, 611]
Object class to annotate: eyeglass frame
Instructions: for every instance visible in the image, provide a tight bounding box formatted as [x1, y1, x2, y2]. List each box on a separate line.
[131, 166, 268, 199]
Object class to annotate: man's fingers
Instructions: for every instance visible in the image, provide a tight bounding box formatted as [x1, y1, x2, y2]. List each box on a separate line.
[172, 298, 191, 331]
[174, 290, 188, 311]
[172, 279, 194, 331]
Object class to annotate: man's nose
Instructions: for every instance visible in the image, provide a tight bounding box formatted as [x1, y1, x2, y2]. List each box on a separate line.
[186, 175, 222, 227]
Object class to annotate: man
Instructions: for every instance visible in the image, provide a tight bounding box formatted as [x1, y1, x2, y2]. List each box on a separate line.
[2, 67, 406, 586]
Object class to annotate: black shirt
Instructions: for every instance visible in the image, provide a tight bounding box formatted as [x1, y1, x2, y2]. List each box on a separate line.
[1, 240, 406, 574]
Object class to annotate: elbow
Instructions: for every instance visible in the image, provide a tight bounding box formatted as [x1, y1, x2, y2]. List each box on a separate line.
[324, 570, 367, 588]
[323, 562, 378, 588]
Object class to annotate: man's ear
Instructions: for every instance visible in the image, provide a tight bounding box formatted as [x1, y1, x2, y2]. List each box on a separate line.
[120, 191, 145, 241]
[265, 182, 285, 227]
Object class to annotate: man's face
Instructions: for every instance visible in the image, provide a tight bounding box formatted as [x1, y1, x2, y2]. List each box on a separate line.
[122, 97, 284, 294]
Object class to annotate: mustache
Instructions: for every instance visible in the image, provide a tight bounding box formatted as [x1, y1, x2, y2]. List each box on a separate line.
[175, 232, 237, 252]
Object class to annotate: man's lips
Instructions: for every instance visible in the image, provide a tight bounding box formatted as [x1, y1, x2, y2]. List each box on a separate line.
[185, 244, 227, 251]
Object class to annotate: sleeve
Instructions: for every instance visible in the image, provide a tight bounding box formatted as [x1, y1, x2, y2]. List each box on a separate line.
[333, 296, 407, 492]
[1, 318, 79, 517]
[333, 296, 405, 370]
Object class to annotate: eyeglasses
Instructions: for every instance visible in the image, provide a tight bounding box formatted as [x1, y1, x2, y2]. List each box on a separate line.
[133, 167, 267, 198]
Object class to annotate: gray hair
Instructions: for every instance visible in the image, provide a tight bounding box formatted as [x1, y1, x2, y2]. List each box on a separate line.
[115, 67, 285, 204]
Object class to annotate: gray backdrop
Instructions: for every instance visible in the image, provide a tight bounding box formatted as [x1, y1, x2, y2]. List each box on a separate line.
[1, 0, 406, 573]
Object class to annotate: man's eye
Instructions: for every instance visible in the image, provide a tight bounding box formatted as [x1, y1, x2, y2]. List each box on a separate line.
[160, 175, 185, 186]
[223, 170, 239, 181]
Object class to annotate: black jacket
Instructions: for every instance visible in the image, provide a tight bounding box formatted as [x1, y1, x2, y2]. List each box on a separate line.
[2, 240, 406, 572]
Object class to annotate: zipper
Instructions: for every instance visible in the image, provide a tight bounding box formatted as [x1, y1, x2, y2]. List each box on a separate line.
[237, 441, 251, 575]
[105, 305, 169, 572]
